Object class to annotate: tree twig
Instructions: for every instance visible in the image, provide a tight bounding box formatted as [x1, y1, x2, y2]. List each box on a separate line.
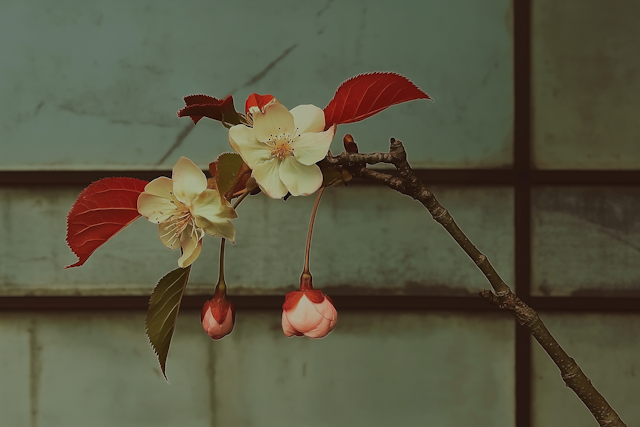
[320, 137, 627, 427]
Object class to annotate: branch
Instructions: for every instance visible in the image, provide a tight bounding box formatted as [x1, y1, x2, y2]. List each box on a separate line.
[320, 138, 627, 427]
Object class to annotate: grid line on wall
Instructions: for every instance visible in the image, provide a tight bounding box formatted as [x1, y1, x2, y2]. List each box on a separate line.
[3, 2, 640, 425]
[1, 295, 639, 312]
[513, 0, 532, 425]
[4, 169, 640, 187]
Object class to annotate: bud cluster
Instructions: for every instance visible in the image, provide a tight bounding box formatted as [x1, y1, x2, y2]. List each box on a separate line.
[201, 273, 337, 340]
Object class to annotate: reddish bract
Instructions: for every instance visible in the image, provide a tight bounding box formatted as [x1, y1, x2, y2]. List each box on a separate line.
[65, 177, 148, 268]
[178, 94, 240, 125]
[323, 72, 431, 130]
[245, 93, 275, 115]
[282, 289, 325, 310]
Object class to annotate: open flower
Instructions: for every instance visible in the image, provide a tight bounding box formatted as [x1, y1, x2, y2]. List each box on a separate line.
[137, 157, 237, 267]
[229, 100, 335, 199]
[282, 289, 337, 339]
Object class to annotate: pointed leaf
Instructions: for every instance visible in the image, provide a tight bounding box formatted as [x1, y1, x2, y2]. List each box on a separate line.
[209, 152, 251, 200]
[145, 266, 192, 381]
[177, 94, 242, 126]
[65, 177, 148, 268]
[323, 72, 431, 129]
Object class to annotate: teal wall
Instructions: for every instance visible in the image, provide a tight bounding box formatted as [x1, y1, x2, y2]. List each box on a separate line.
[1, 0, 513, 170]
[1, 0, 640, 426]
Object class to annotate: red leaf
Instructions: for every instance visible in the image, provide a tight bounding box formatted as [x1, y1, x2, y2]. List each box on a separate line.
[65, 177, 148, 269]
[323, 72, 431, 129]
[177, 94, 242, 125]
[244, 93, 275, 115]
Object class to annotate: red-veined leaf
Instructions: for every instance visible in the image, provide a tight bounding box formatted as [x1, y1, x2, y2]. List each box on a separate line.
[65, 177, 148, 269]
[323, 72, 431, 129]
[177, 94, 242, 126]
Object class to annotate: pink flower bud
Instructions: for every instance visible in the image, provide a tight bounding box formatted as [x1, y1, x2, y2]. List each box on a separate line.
[201, 296, 235, 340]
[282, 289, 337, 338]
[244, 93, 275, 115]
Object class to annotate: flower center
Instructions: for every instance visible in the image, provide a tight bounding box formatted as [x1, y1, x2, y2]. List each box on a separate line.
[267, 131, 299, 161]
[161, 195, 197, 244]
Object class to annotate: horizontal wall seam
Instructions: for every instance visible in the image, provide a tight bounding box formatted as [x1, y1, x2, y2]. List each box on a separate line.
[0, 296, 638, 311]
[2, 170, 639, 186]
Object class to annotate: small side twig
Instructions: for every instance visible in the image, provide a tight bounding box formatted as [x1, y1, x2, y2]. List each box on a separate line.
[320, 137, 627, 427]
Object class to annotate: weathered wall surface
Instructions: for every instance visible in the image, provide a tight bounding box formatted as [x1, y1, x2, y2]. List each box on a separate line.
[2, 0, 639, 426]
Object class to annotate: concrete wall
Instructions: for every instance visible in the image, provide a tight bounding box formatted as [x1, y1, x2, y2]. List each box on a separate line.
[1, 0, 639, 426]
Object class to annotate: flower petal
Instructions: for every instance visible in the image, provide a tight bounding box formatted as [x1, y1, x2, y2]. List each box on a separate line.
[229, 124, 272, 169]
[291, 125, 336, 166]
[253, 158, 288, 199]
[285, 295, 324, 332]
[301, 297, 337, 339]
[289, 104, 325, 134]
[172, 157, 207, 205]
[178, 226, 203, 267]
[192, 189, 238, 222]
[279, 157, 322, 196]
[195, 217, 236, 243]
[205, 307, 235, 339]
[313, 298, 337, 322]
[143, 177, 174, 199]
[282, 312, 304, 337]
[203, 309, 219, 330]
[158, 221, 181, 250]
[138, 193, 177, 223]
[178, 240, 202, 267]
[253, 102, 295, 142]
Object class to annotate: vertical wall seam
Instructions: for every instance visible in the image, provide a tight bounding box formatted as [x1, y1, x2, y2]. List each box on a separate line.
[513, 0, 532, 426]
[28, 318, 41, 427]
[208, 340, 216, 427]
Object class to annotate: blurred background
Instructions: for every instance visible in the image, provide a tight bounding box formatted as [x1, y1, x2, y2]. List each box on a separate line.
[1, 1, 639, 426]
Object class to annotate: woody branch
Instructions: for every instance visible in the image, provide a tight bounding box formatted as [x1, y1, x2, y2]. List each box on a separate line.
[319, 137, 626, 427]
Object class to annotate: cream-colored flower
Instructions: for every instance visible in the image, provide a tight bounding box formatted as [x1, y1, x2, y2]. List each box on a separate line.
[229, 101, 335, 199]
[137, 157, 237, 267]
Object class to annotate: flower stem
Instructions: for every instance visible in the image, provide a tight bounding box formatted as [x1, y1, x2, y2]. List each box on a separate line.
[303, 187, 325, 276]
[214, 238, 227, 298]
[225, 168, 253, 200]
[214, 189, 251, 298]
[233, 190, 250, 209]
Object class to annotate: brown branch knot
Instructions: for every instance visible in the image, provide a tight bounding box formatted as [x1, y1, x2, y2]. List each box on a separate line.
[478, 289, 537, 327]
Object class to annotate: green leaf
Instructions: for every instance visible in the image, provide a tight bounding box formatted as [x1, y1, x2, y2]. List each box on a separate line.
[209, 152, 250, 198]
[145, 265, 191, 381]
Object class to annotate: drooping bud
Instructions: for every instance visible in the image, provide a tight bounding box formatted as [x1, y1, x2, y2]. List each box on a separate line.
[201, 295, 235, 340]
[281, 273, 337, 338]
[245, 93, 276, 115]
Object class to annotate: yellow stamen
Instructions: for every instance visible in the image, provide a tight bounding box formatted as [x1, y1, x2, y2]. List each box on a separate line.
[268, 129, 299, 161]
[160, 198, 196, 245]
